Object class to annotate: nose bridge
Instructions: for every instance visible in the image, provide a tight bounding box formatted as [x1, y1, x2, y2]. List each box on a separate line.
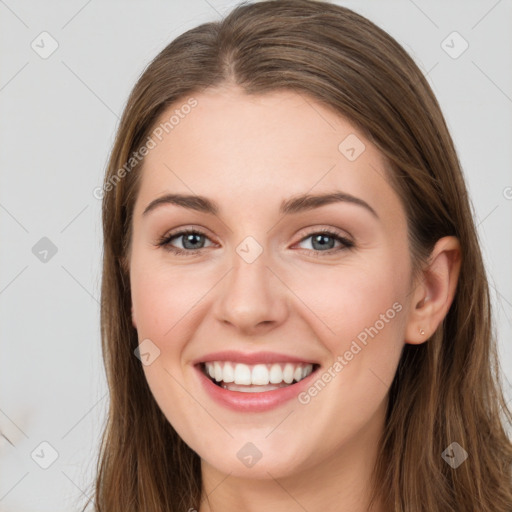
[213, 235, 288, 332]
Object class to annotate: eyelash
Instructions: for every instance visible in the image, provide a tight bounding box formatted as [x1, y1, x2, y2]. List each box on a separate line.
[156, 227, 354, 257]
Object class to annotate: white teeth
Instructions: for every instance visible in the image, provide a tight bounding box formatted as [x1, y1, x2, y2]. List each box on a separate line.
[214, 362, 223, 382]
[283, 363, 294, 384]
[269, 364, 282, 384]
[234, 363, 252, 385]
[223, 362, 235, 383]
[203, 361, 314, 387]
[252, 364, 270, 385]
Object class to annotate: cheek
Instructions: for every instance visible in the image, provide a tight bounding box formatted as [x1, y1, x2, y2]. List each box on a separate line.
[130, 259, 215, 440]
[285, 266, 406, 441]
[287, 252, 408, 400]
[130, 254, 212, 342]
[290, 254, 408, 346]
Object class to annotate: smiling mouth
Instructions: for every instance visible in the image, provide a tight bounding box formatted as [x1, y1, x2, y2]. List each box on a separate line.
[200, 361, 319, 393]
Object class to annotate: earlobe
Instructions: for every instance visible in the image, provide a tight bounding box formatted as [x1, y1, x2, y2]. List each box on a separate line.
[405, 236, 461, 345]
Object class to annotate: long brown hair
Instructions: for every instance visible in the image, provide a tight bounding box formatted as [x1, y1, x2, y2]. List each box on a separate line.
[83, 1, 512, 510]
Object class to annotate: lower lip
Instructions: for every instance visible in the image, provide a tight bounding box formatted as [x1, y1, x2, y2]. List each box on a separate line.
[195, 365, 318, 412]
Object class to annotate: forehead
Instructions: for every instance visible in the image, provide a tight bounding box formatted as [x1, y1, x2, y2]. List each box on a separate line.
[133, 86, 403, 224]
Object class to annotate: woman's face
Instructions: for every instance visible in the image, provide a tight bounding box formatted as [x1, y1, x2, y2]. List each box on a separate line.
[128, 86, 416, 479]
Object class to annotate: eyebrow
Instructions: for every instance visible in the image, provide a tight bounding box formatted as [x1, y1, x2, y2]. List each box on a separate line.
[142, 191, 379, 219]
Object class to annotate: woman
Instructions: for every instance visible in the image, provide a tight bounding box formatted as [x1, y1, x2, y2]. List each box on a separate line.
[85, 1, 512, 510]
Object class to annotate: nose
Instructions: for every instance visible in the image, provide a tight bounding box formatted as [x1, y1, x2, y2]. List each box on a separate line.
[213, 249, 289, 336]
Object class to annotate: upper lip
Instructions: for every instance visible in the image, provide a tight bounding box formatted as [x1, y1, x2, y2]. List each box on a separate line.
[192, 350, 319, 366]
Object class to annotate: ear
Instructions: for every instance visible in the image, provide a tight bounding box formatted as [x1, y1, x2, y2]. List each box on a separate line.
[404, 236, 461, 345]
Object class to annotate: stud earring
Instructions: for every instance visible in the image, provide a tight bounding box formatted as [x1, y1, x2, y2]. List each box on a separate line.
[419, 328, 425, 336]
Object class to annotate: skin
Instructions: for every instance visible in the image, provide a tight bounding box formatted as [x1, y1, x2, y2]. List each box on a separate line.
[128, 85, 461, 512]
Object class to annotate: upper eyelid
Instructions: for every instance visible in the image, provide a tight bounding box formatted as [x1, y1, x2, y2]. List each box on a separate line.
[164, 227, 216, 244]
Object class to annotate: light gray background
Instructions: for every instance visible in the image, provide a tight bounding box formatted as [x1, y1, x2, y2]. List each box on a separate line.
[1, 1, 511, 510]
